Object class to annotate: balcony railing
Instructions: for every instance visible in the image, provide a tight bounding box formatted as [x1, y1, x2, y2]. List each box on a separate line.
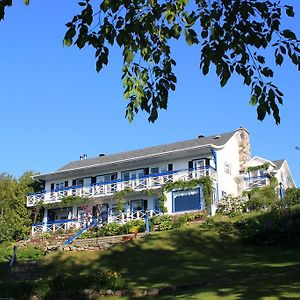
[244, 175, 269, 190]
[31, 209, 162, 235]
[31, 219, 84, 235]
[27, 166, 217, 207]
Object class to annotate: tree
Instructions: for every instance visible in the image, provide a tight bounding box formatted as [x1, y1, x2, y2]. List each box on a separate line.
[1, 1, 299, 123]
[0, 171, 40, 242]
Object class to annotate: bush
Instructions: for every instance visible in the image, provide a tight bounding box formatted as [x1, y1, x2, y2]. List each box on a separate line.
[77, 229, 97, 239]
[88, 270, 125, 291]
[158, 220, 176, 231]
[217, 195, 249, 214]
[17, 245, 44, 261]
[236, 205, 300, 245]
[97, 222, 123, 237]
[152, 214, 172, 225]
[283, 188, 300, 207]
[120, 219, 145, 234]
[243, 178, 279, 212]
[0, 243, 44, 263]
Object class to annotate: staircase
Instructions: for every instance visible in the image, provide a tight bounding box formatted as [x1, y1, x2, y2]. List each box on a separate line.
[64, 218, 98, 245]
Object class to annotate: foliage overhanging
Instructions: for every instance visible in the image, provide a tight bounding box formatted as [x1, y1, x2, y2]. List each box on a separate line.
[1, 1, 299, 124]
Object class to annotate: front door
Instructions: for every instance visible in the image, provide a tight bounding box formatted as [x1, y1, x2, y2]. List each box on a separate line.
[194, 159, 206, 178]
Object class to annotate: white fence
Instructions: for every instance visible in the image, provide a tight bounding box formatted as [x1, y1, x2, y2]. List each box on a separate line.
[27, 167, 217, 207]
[31, 209, 162, 235]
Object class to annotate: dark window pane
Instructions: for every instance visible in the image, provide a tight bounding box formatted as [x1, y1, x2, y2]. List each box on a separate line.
[173, 189, 201, 212]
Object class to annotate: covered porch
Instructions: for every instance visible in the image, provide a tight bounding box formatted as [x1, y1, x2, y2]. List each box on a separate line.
[31, 197, 162, 235]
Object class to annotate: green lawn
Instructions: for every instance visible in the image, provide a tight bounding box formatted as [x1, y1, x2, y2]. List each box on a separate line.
[1, 215, 300, 299]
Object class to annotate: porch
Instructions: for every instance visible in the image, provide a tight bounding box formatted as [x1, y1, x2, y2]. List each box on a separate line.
[27, 166, 217, 207]
[31, 209, 161, 235]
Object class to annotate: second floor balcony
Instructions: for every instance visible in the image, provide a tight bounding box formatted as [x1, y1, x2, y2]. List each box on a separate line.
[27, 166, 217, 207]
[244, 175, 270, 190]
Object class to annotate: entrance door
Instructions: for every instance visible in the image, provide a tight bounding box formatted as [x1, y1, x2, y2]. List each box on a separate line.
[194, 159, 206, 178]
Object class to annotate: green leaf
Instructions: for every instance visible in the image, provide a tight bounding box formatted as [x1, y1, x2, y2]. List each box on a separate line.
[124, 48, 134, 64]
[282, 29, 296, 40]
[257, 104, 266, 121]
[285, 5, 295, 17]
[275, 53, 283, 66]
[249, 95, 258, 106]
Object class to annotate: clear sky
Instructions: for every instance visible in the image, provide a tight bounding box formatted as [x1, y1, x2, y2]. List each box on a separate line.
[0, 1, 299, 186]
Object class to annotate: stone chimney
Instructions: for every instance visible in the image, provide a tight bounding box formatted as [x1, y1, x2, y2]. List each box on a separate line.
[237, 127, 251, 172]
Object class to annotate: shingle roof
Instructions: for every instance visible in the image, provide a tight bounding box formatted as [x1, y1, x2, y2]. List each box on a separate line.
[272, 159, 285, 171]
[58, 131, 237, 172]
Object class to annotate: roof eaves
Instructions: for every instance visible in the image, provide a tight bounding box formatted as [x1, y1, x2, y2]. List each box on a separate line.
[34, 143, 222, 180]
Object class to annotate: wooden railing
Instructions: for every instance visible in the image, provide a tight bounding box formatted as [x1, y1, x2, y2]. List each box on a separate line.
[27, 166, 217, 207]
[31, 209, 162, 235]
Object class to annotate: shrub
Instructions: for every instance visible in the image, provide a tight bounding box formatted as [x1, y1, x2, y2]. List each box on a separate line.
[243, 178, 279, 212]
[179, 211, 208, 222]
[77, 229, 97, 239]
[120, 219, 145, 234]
[283, 188, 300, 207]
[88, 270, 125, 291]
[97, 222, 123, 237]
[158, 220, 175, 231]
[217, 195, 249, 214]
[152, 214, 172, 225]
[17, 245, 44, 261]
[236, 205, 300, 245]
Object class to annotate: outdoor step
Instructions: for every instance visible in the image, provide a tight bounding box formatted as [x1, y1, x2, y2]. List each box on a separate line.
[60, 233, 145, 252]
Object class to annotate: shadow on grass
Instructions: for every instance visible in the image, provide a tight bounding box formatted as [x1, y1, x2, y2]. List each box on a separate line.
[1, 221, 300, 299]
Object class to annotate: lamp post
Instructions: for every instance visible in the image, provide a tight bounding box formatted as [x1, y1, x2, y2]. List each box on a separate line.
[279, 182, 284, 200]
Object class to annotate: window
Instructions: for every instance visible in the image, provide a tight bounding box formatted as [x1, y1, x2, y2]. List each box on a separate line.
[194, 159, 206, 170]
[76, 179, 84, 186]
[150, 167, 159, 174]
[55, 182, 65, 190]
[96, 173, 117, 183]
[130, 199, 146, 212]
[122, 169, 145, 180]
[173, 188, 202, 213]
[154, 198, 160, 211]
[224, 162, 232, 175]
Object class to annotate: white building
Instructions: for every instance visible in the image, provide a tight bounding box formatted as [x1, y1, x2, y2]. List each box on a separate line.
[27, 128, 295, 235]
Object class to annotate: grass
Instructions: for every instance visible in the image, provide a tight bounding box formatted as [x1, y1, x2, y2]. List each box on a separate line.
[1, 214, 300, 299]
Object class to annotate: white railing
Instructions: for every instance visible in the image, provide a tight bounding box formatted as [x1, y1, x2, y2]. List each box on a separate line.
[244, 175, 269, 190]
[31, 219, 84, 235]
[27, 167, 217, 207]
[31, 209, 162, 235]
[108, 209, 162, 224]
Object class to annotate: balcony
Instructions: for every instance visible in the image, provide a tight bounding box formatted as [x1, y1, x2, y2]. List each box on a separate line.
[244, 175, 269, 190]
[27, 166, 217, 207]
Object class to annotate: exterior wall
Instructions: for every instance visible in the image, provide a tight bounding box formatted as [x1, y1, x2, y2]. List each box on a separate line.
[274, 162, 296, 189]
[215, 133, 241, 199]
[43, 154, 212, 192]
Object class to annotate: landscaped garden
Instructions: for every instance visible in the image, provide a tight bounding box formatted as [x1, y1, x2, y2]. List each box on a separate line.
[0, 202, 300, 299]
[0, 183, 300, 299]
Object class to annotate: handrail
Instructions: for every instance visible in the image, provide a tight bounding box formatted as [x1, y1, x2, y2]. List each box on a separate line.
[64, 218, 98, 245]
[244, 175, 268, 181]
[8, 245, 17, 276]
[28, 166, 216, 196]
[32, 218, 80, 226]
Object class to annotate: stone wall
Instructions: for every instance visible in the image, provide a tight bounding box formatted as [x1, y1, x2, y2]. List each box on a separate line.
[59, 233, 145, 252]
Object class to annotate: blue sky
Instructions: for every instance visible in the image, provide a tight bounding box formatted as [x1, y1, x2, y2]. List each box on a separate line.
[0, 1, 299, 186]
